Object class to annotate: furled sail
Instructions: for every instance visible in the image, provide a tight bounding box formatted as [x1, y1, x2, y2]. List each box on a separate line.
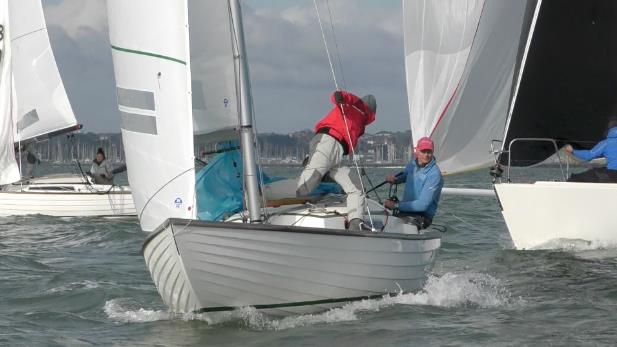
[107, 0, 196, 231]
[188, 0, 239, 144]
[0, 0, 20, 185]
[501, 0, 617, 167]
[404, 0, 537, 174]
[9, 0, 78, 143]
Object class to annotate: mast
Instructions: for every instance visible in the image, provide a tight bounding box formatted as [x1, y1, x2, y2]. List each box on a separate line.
[229, 0, 262, 222]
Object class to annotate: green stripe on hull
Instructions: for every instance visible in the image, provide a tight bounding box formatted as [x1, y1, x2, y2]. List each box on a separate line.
[110, 45, 186, 65]
[194, 293, 399, 313]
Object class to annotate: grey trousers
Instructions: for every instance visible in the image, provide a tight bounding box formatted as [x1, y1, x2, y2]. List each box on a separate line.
[296, 133, 365, 220]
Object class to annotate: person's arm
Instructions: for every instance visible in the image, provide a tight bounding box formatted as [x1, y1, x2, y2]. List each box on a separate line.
[386, 163, 410, 184]
[572, 140, 607, 161]
[398, 170, 443, 213]
[396, 163, 412, 184]
[330, 90, 360, 106]
[105, 162, 114, 178]
[90, 164, 96, 176]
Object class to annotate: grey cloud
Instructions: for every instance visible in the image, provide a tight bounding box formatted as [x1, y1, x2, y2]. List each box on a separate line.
[44, 1, 410, 134]
[47, 25, 120, 133]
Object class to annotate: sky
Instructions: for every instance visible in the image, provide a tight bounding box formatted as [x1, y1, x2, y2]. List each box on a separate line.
[42, 0, 408, 134]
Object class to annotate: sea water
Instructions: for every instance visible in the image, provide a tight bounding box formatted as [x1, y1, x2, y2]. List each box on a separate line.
[1, 165, 616, 346]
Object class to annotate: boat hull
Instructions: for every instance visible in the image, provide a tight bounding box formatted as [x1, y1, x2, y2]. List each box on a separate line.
[494, 181, 617, 249]
[0, 174, 136, 217]
[143, 218, 441, 316]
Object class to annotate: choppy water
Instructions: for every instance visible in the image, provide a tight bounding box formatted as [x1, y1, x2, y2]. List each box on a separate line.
[1, 166, 616, 346]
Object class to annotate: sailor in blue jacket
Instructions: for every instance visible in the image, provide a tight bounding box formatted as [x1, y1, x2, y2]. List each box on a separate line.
[384, 137, 444, 228]
[564, 117, 617, 183]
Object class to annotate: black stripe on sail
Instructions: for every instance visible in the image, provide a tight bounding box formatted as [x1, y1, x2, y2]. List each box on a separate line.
[120, 112, 158, 135]
[117, 87, 155, 111]
[16, 109, 40, 132]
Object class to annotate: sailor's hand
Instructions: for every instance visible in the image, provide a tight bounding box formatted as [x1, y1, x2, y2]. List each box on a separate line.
[384, 199, 397, 210]
[334, 91, 344, 104]
[385, 174, 397, 184]
[563, 144, 573, 154]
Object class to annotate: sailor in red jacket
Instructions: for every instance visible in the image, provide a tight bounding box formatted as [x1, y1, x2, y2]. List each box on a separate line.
[297, 90, 376, 231]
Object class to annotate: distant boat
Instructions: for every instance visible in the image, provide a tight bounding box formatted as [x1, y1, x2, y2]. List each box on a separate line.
[0, 0, 135, 217]
[404, 0, 617, 249]
[107, 0, 442, 315]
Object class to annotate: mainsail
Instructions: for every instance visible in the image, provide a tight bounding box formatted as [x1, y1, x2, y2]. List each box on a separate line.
[188, 0, 239, 144]
[404, 0, 537, 174]
[108, 0, 196, 231]
[0, 0, 19, 185]
[9, 0, 78, 143]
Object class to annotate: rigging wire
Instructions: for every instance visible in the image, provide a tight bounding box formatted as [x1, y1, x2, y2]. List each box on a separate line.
[313, 0, 339, 91]
[313, 0, 376, 231]
[228, 0, 270, 222]
[325, 0, 347, 90]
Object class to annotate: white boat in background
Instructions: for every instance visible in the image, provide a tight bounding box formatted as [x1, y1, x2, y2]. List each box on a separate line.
[0, 174, 135, 217]
[107, 0, 442, 315]
[0, 0, 135, 217]
[404, 0, 617, 249]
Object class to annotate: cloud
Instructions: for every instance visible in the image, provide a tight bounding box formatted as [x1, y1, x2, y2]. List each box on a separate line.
[41, 0, 410, 134]
[244, 0, 409, 133]
[43, 0, 119, 133]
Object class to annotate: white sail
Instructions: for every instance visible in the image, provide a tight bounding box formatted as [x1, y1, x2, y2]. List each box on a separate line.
[188, 0, 239, 144]
[107, 0, 196, 231]
[9, 0, 77, 143]
[405, 0, 534, 174]
[0, 0, 19, 185]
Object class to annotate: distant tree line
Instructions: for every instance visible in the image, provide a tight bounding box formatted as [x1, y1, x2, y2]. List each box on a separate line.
[31, 130, 415, 165]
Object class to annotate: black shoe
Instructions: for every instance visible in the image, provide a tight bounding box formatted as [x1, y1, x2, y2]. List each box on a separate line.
[349, 218, 372, 231]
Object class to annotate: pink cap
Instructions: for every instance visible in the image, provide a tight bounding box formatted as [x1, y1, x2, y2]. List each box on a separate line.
[416, 137, 434, 151]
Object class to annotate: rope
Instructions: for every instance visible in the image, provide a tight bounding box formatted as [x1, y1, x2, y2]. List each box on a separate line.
[325, 0, 347, 89]
[313, 0, 376, 231]
[313, 0, 339, 90]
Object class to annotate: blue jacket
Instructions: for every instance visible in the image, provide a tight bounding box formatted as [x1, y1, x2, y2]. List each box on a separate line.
[572, 127, 617, 170]
[395, 157, 444, 219]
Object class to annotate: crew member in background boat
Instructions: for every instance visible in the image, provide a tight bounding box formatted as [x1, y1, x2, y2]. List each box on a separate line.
[564, 116, 617, 183]
[383, 137, 444, 229]
[297, 90, 376, 231]
[89, 147, 114, 185]
[16, 144, 41, 178]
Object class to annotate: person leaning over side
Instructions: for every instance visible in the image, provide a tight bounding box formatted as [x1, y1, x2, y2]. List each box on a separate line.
[564, 116, 617, 183]
[383, 137, 444, 229]
[90, 147, 114, 185]
[296, 90, 376, 231]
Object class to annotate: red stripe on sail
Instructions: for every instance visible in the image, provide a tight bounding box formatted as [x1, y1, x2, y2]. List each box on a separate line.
[430, 84, 459, 137]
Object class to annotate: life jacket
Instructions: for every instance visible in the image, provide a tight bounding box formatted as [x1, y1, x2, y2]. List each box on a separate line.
[314, 91, 376, 154]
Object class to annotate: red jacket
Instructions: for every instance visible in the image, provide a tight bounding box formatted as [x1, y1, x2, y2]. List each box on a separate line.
[314, 91, 376, 154]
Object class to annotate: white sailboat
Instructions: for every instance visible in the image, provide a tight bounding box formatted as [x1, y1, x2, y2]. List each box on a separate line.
[0, 0, 135, 217]
[107, 0, 442, 315]
[404, 0, 617, 249]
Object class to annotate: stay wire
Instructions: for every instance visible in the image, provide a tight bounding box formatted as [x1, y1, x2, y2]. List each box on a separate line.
[313, 0, 339, 91]
[325, 0, 347, 90]
[313, 0, 376, 231]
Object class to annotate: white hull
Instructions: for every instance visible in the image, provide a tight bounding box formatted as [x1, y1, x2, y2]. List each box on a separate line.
[143, 200, 441, 316]
[495, 181, 617, 249]
[0, 174, 136, 217]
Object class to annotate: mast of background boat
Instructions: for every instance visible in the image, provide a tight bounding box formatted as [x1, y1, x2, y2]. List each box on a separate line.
[229, 0, 262, 222]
